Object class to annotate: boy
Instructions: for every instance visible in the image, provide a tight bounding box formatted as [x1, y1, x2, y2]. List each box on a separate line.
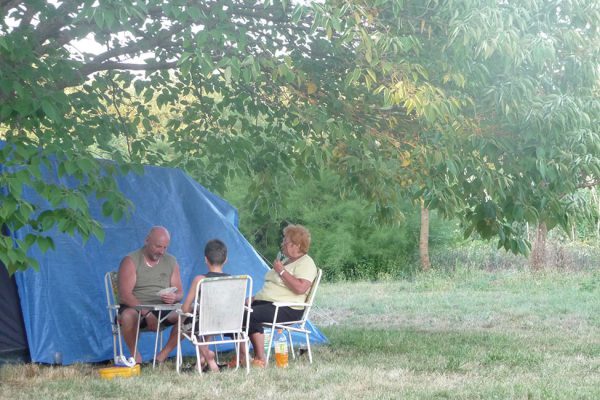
[155, 239, 229, 372]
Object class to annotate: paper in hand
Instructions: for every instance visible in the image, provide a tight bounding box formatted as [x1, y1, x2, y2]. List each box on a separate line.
[157, 287, 177, 296]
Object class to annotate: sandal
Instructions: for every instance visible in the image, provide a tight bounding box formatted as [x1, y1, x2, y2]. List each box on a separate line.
[227, 358, 245, 368]
[251, 359, 265, 368]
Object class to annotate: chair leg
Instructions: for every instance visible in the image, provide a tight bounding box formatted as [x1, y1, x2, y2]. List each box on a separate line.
[286, 330, 296, 360]
[305, 332, 313, 363]
[244, 337, 250, 374]
[265, 328, 275, 367]
[133, 313, 142, 363]
[195, 346, 203, 375]
[232, 337, 240, 370]
[116, 323, 125, 362]
[112, 330, 118, 364]
[176, 330, 181, 374]
[152, 311, 162, 368]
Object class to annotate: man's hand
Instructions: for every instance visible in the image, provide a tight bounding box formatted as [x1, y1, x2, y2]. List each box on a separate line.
[160, 292, 178, 304]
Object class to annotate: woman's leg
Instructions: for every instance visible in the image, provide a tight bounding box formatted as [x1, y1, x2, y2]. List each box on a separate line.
[250, 332, 266, 362]
[231, 301, 303, 366]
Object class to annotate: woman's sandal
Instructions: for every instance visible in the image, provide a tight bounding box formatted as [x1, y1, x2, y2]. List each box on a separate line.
[251, 359, 265, 368]
[226, 358, 242, 368]
[227, 358, 265, 368]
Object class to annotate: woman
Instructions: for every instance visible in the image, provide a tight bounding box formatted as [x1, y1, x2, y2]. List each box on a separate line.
[232, 224, 318, 368]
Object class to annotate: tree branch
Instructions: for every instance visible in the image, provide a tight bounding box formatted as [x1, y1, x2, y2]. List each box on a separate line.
[89, 23, 188, 65]
[81, 60, 179, 75]
[31, 0, 80, 51]
[16, 2, 36, 30]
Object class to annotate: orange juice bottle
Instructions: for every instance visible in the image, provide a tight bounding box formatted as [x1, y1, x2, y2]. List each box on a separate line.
[274, 329, 288, 368]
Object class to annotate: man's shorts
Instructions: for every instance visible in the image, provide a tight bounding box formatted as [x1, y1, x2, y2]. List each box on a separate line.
[119, 304, 176, 329]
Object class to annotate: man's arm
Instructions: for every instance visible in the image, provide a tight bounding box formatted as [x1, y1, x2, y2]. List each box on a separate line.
[118, 256, 140, 307]
[160, 263, 183, 304]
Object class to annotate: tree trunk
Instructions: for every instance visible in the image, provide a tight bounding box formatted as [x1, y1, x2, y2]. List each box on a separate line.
[530, 222, 547, 270]
[419, 201, 431, 271]
[593, 187, 600, 239]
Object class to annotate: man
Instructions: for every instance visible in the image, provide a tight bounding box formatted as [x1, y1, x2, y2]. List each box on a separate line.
[118, 226, 183, 364]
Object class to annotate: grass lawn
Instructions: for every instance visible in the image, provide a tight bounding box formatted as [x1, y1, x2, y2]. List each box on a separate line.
[1, 268, 598, 399]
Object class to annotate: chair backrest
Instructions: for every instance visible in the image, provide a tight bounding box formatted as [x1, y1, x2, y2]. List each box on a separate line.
[191, 275, 252, 337]
[299, 268, 323, 322]
[105, 271, 119, 309]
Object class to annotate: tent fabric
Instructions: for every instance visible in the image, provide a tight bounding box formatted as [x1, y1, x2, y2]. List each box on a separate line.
[0, 260, 30, 363]
[6, 160, 327, 365]
[0, 145, 29, 363]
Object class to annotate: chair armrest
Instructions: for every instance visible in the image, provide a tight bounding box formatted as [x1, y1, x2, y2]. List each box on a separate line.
[135, 303, 181, 311]
[176, 310, 193, 318]
[272, 302, 309, 308]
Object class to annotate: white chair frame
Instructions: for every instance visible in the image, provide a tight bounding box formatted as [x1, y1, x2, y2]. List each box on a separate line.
[105, 271, 130, 365]
[104, 271, 176, 367]
[176, 275, 253, 375]
[263, 268, 322, 366]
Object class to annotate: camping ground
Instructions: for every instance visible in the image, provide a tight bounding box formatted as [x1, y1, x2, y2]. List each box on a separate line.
[1, 267, 598, 399]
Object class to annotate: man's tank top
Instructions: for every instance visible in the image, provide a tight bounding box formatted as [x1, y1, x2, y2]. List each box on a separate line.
[128, 248, 177, 304]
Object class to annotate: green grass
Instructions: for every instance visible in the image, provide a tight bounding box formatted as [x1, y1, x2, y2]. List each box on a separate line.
[1, 268, 598, 399]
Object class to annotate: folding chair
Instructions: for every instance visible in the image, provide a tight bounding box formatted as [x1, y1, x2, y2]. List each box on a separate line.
[176, 275, 253, 375]
[264, 268, 322, 366]
[104, 271, 177, 367]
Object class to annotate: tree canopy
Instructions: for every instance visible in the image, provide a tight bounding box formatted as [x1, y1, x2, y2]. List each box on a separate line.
[1, 0, 598, 273]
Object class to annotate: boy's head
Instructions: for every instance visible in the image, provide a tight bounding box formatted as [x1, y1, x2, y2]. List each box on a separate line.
[204, 239, 227, 266]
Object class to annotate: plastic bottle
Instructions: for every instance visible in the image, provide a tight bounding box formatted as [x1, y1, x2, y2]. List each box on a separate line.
[274, 329, 289, 368]
[53, 352, 63, 365]
[263, 328, 272, 355]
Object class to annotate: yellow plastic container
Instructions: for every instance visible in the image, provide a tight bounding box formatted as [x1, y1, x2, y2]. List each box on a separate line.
[98, 364, 141, 380]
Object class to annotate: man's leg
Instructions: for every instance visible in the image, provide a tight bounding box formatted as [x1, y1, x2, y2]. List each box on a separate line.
[120, 307, 143, 364]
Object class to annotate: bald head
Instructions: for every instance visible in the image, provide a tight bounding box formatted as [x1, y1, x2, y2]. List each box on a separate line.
[144, 226, 171, 262]
[147, 226, 170, 241]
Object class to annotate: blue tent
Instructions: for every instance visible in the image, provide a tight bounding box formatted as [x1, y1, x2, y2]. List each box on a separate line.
[2, 152, 327, 365]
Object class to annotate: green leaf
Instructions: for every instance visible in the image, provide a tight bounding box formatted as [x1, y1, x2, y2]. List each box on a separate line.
[37, 236, 55, 253]
[41, 99, 61, 122]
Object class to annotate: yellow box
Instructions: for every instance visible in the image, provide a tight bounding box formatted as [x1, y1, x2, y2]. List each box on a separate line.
[98, 364, 141, 380]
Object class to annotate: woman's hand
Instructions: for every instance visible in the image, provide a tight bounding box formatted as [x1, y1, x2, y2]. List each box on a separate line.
[273, 259, 285, 275]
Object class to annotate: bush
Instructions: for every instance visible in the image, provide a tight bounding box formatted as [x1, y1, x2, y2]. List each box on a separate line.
[225, 171, 459, 281]
[429, 238, 600, 272]
[225, 172, 600, 280]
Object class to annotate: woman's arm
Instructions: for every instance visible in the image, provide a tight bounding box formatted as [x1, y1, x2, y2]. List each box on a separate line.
[273, 259, 312, 295]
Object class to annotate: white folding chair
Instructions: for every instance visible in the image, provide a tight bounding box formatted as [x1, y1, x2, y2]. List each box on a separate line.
[176, 275, 253, 375]
[264, 268, 322, 366]
[104, 271, 175, 367]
